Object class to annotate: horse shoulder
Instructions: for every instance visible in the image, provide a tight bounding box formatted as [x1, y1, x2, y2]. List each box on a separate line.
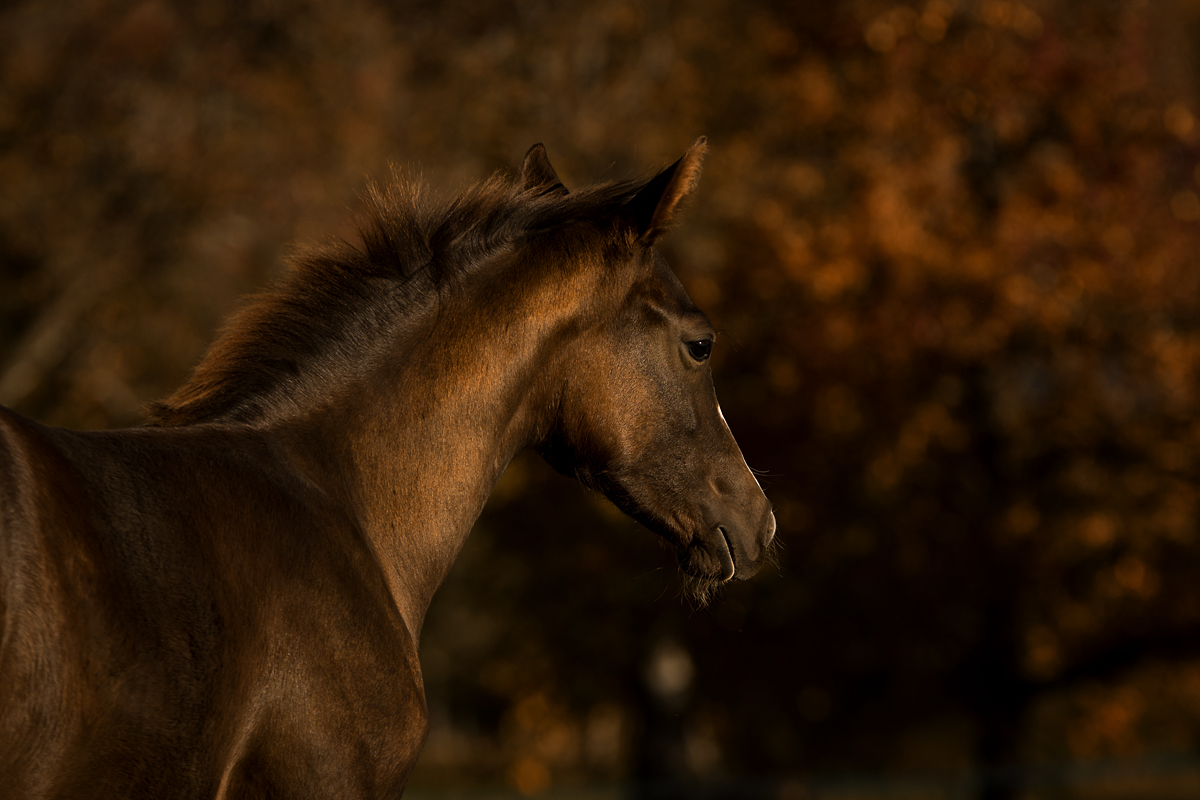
[0, 407, 106, 797]
[212, 606, 429, 799]
[103, 428, 434, 796]
[0, 416, 429, 798]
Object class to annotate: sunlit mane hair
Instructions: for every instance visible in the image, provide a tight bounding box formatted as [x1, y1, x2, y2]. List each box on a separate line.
[147, 170, 647, 428]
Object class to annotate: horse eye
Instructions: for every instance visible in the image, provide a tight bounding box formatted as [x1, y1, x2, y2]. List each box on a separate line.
[686, 339, 713, 362]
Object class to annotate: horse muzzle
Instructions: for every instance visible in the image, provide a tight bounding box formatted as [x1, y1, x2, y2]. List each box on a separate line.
[679, 499, 776, 582]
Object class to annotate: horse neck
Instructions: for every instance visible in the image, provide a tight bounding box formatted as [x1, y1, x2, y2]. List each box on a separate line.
[276, 252, 602, 640]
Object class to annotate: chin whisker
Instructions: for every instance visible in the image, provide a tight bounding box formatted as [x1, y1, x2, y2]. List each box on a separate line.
[678, 571, 724, 609]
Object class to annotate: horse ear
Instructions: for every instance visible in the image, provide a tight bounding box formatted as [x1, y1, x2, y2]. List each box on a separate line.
[520, 143, 568, 197]
[627, 136, 708, 244]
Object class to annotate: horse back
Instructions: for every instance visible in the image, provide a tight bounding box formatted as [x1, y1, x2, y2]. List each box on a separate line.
[0, 407, 427, 799]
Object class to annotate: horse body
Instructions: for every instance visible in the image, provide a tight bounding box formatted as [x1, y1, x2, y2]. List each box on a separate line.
[0, 140, 774, 798]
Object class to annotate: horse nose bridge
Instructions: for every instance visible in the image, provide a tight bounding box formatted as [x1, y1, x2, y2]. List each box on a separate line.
[706, 402, 768, 491]
[705, 440, 769, 505]
[707, 458, 765, 498]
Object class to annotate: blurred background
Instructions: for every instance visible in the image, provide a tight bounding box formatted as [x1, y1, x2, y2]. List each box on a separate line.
[3, 0, 1200, 797]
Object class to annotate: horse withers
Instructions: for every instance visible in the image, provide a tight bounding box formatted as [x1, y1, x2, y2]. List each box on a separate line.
[0, 139, 775, 799]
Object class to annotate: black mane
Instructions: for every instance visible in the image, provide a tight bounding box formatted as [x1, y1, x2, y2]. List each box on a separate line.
[147, 169, 645, 427]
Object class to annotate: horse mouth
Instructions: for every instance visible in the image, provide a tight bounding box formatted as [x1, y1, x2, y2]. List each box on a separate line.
[676, 525, 736, 583]
[717, 526, 736, 581]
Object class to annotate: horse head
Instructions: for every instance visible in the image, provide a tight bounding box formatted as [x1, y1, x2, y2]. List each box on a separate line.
[531, 139, 776, 599]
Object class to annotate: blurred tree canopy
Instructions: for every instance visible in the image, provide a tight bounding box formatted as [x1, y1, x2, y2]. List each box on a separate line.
[4, 0, 1200, 797]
